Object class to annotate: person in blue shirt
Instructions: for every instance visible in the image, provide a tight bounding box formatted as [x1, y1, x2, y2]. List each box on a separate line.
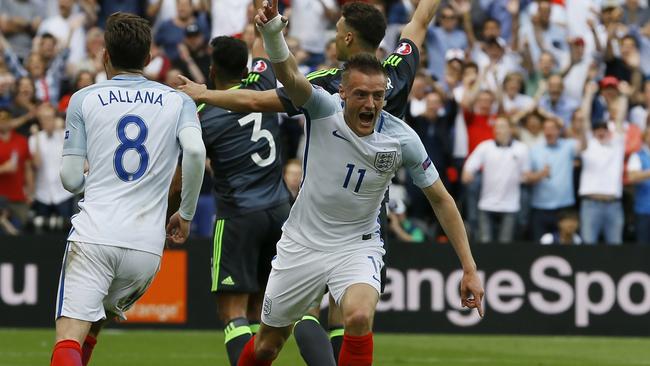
[528, 116, 585, 241]
[627, 126, 650, 245]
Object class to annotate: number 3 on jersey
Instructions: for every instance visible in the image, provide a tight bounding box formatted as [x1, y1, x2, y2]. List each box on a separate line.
[238, 113, 276, 167]
[113, 115, 149, 182]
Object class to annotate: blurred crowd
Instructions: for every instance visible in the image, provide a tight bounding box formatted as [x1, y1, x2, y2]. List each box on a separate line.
[1, 0, 650, 246]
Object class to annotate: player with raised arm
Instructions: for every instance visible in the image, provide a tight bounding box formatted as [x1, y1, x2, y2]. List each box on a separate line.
[236, 2, 483, 366]
[49, 13, 206, 366]
[178, 2, 441, 363]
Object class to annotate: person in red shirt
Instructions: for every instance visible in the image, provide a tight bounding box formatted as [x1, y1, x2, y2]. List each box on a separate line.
[0, 107, 33, 230]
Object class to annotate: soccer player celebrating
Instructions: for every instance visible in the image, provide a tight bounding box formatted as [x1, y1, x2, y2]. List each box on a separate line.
[50, 13, 206, 366]
[236, 2, 484, 366]
[178, 1, 441, 362]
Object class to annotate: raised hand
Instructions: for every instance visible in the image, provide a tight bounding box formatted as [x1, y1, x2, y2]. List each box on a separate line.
[176, 75, 207, 102]
[506, 0, 519, 15]
[255, 0, 281, 27]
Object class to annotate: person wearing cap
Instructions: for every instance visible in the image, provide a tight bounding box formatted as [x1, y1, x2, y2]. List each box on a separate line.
[425, 5, 467, 81]
[627, 125, 650, 245]
[173, 23, 211, 86]
[578, 81, 627, 245]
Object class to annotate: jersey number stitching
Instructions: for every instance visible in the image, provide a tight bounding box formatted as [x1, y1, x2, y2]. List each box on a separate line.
[342, 163, 366, 193]
[238, 113, 276, 167]
[113, 115, 149, 182]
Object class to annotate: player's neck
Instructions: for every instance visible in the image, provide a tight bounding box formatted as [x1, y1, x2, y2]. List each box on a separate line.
[107, 67, 144, 80]
[214, 79, 241, 91]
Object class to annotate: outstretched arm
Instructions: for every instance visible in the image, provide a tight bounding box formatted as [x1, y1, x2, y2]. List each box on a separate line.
[422, 180, 484, 316]
[400, 0, 441, 54]
[256, 0, 313, 107]
[177, 76, 286, 113]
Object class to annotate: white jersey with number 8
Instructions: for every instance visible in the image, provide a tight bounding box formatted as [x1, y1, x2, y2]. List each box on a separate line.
[62, 75, 200, 256]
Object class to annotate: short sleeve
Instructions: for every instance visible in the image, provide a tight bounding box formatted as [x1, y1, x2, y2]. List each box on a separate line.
[627, 153, 642, 172]
[302, 86, 340, 120]
[401, 125, 440, 188]
[383, 39, 420, 118]
[177, 93, 201, 136]
[62, 91, 87, 157]
[244, 58, 277, 91]
[276, 87, 302, 116]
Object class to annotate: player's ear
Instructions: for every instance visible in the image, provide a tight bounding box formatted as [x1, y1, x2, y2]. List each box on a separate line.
[345, 32, 353, 47]
[338, 83, 346, 98]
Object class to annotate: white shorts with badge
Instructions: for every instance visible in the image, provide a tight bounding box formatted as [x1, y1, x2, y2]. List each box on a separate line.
[55, 241, 161, 322]
[261, 235, 385, 328]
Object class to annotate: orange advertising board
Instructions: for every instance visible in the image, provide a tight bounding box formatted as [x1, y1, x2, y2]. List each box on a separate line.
[124, 250, 187, 323]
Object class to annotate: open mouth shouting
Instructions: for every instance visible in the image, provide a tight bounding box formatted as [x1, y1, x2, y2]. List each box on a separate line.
[359, 111, 375, 126]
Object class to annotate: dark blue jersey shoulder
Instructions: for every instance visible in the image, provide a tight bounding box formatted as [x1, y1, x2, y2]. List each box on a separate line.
[200, 58, 290, 218]
[276, 38, 419, 119]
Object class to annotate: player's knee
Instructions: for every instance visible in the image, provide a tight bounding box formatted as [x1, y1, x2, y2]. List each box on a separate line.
[343, 309, 372, 335]
[254, 339, 281, 361]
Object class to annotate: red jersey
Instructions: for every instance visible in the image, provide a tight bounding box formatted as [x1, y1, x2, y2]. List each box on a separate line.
[0, 131, 31, 202]
[463, 109, 495, 155]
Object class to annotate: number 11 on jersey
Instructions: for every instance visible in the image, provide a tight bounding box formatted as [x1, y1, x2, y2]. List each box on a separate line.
[342, 163, 366, 193]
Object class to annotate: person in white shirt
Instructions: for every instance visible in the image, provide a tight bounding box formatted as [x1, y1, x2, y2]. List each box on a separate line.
[49, 13, 205, 366]
[237, 2, 484, 365]
[287, 0, 339, 68]
[462, 117, 531, 243]
[28, 103, 73, 231]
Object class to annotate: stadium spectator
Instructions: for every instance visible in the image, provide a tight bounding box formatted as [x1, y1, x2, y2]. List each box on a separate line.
[8, 77, 38, 136]
[538, 74, 580, 127]
[407, 71, 433, 118]
[144, 42, 173, 82]
[579, 83, 626, 245]
[518, 109, 545, 147]
[462, 117, 531, 243]
[528, 117, 583, 242]
[0, 57, 15, 108]
[36, 0, 92, 66]
[500, 72, 534, 116]
[388, 198, 426, 243]
[525, 51, 555, 96]
[283, 159, 302, 204]
[29, 103, 73, 232]
[0, 107, 33, 231]
[154, 0, 210, 61]
[209, 0, 253, 39]
[629, 79, 650, 131]
[96, 0, 148, 28]
[562, 37, 593, 103]
[288, 0, 339, 68]
[519, 0, 569, 69]
[426, 5, 467, 81]
[626, 126, 650, 245]
[173, 23, 211, 85]
[67, 27, 105, 79]
[0, 0, 44, 61]
[604, 33, 643, 86]
[540, 210, 582, 245]
[58, 70, 95, 115]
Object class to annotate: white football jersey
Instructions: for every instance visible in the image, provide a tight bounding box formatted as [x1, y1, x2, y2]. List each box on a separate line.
[283, 87, 439, 251]
[63, 74, 200, 256]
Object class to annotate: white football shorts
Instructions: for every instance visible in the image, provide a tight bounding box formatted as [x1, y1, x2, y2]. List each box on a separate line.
[261, 234, 385, 327]
[55, 241, 161, 322]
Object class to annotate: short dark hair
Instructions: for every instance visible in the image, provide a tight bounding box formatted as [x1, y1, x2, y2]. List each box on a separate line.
[341, 53, 387, 84]
[342, 2, 386, 50]
[104, 12, 152, 70]
[209, 36, 248, 81]
[40, 33, 57, 43]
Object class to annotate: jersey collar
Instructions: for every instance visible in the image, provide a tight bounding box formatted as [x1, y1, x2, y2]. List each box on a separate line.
[111, 74, 147, 81]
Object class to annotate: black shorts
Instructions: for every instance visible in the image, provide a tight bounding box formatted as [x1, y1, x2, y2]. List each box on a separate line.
[211, 202, 291, 293]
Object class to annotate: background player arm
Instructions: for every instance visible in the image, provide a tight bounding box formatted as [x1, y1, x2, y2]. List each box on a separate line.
[178, 78, 286, 113]
[176, 127, 206, 221]
[421, 180, 483, 316]
[256, 0, 313, 107]
[399, 0, 441, 53]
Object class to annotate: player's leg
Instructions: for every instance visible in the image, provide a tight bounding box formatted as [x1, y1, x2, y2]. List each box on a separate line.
[294, 301, 336, 366]
[328, 247, 384, 366]
[247, 291, 263, 334]
[51, 242, 116, 366]
[80, 319, 108, 366]
[327, 295, 345, 362]
[212, 215, 258, 366]
[239, 235, 329, 365]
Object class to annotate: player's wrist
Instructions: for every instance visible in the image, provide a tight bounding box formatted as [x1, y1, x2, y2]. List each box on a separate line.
[257, 15, 289, 63]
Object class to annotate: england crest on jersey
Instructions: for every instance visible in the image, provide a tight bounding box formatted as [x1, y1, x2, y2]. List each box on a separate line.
[374, 151, 396, 172]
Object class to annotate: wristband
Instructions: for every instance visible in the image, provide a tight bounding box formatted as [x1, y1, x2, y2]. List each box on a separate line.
[257, 14, 290, 63]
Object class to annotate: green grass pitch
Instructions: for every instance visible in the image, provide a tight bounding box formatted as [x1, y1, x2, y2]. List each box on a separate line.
[2, 328, 650, 366]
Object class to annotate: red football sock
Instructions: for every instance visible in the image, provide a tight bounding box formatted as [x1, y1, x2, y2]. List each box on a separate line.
[237, 336, 273, 366]
[81, 335, 97, 366]
[338, 333, 373, 366]
[50, 339, 82, 366]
